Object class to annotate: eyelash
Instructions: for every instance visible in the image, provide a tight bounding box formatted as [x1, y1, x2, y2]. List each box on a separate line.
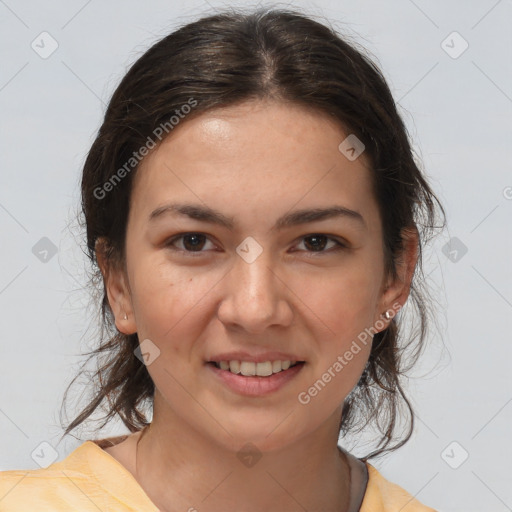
[164, 232, 348, 257]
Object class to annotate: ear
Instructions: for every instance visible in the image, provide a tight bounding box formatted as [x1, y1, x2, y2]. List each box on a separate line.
[374, 226, 419, 329]
[95, 237, 137, 335]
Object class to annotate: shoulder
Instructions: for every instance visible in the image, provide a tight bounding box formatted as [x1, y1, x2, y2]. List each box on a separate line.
[0, 442, 103, 510]
[0, 437, 158, 512]
[360, 462, 439, 512]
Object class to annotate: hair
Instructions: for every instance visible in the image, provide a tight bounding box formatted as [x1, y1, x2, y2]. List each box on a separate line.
[59, 6, 446, 461]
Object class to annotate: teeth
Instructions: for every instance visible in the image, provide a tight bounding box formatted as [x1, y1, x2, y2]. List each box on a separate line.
[256, 361, 273, 376]
[214, 360, 300, 376]
[240, 361, 256, 376]
[272, 360, 282, 373]
[229, 360, 241, 374]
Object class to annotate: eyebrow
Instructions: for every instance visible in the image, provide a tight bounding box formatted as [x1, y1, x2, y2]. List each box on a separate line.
[148, 202, 366, 231]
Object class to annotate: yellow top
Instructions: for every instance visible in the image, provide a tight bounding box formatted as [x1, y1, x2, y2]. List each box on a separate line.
[0, 439, 437, 511]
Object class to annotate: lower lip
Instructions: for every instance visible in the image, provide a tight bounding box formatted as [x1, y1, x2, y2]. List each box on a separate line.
[207, 362, 305, 396]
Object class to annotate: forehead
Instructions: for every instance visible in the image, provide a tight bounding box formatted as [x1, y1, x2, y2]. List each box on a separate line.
[130, 100, 379, 231]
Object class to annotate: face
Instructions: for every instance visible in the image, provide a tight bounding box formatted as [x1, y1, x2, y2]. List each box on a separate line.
[102, 99, 414, 453]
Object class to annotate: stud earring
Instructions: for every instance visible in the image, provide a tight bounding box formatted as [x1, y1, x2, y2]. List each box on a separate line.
[123, 312, 128, 320]
[383, 310, 391, 320]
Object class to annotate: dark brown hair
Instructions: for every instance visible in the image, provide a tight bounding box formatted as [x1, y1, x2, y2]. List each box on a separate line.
[59, 6, 446, 460]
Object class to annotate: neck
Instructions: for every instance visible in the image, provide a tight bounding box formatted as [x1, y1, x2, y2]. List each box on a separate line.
[134, 396, 352, 512]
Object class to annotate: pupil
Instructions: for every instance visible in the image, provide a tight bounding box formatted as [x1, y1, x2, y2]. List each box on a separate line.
[184, 234, 205, 251]
[305, 234, 326, 251]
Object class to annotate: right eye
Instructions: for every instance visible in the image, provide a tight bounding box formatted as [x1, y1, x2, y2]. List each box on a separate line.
[165, 232, 217, 255]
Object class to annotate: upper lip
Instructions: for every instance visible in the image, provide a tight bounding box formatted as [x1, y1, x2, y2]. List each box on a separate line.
[207, 351, 305, 363]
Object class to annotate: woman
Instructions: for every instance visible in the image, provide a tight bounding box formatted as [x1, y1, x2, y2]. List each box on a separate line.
[0, 7, 444, 511]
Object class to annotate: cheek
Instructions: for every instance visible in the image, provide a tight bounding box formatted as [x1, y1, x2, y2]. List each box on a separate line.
[301, 263, 380, 337]
[298, 266, 378, 385]
[129, 257, 218, 350]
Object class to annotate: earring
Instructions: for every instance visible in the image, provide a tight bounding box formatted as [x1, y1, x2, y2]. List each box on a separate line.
[383, 310, 391, 320]
[123, 312, 128, 320]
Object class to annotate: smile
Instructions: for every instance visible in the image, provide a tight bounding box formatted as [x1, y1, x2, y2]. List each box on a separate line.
[207, 361, 306, 396]
[211, 360, 302, 376]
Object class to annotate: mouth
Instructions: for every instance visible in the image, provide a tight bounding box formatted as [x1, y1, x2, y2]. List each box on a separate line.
[206, 360, 306, 396]
[207, 360, 305, 377]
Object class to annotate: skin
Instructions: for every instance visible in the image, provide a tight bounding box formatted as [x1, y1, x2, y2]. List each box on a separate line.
[96, 99, 418, 512]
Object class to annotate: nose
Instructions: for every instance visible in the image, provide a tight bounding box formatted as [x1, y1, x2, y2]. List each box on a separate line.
[216, 247, 294, 334]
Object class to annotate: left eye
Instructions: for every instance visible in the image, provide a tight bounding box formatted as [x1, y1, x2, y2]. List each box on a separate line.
[293, 234, 346, 254]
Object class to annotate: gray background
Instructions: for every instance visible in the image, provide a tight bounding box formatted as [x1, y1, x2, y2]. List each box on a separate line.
[1, 1, 511, 511]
